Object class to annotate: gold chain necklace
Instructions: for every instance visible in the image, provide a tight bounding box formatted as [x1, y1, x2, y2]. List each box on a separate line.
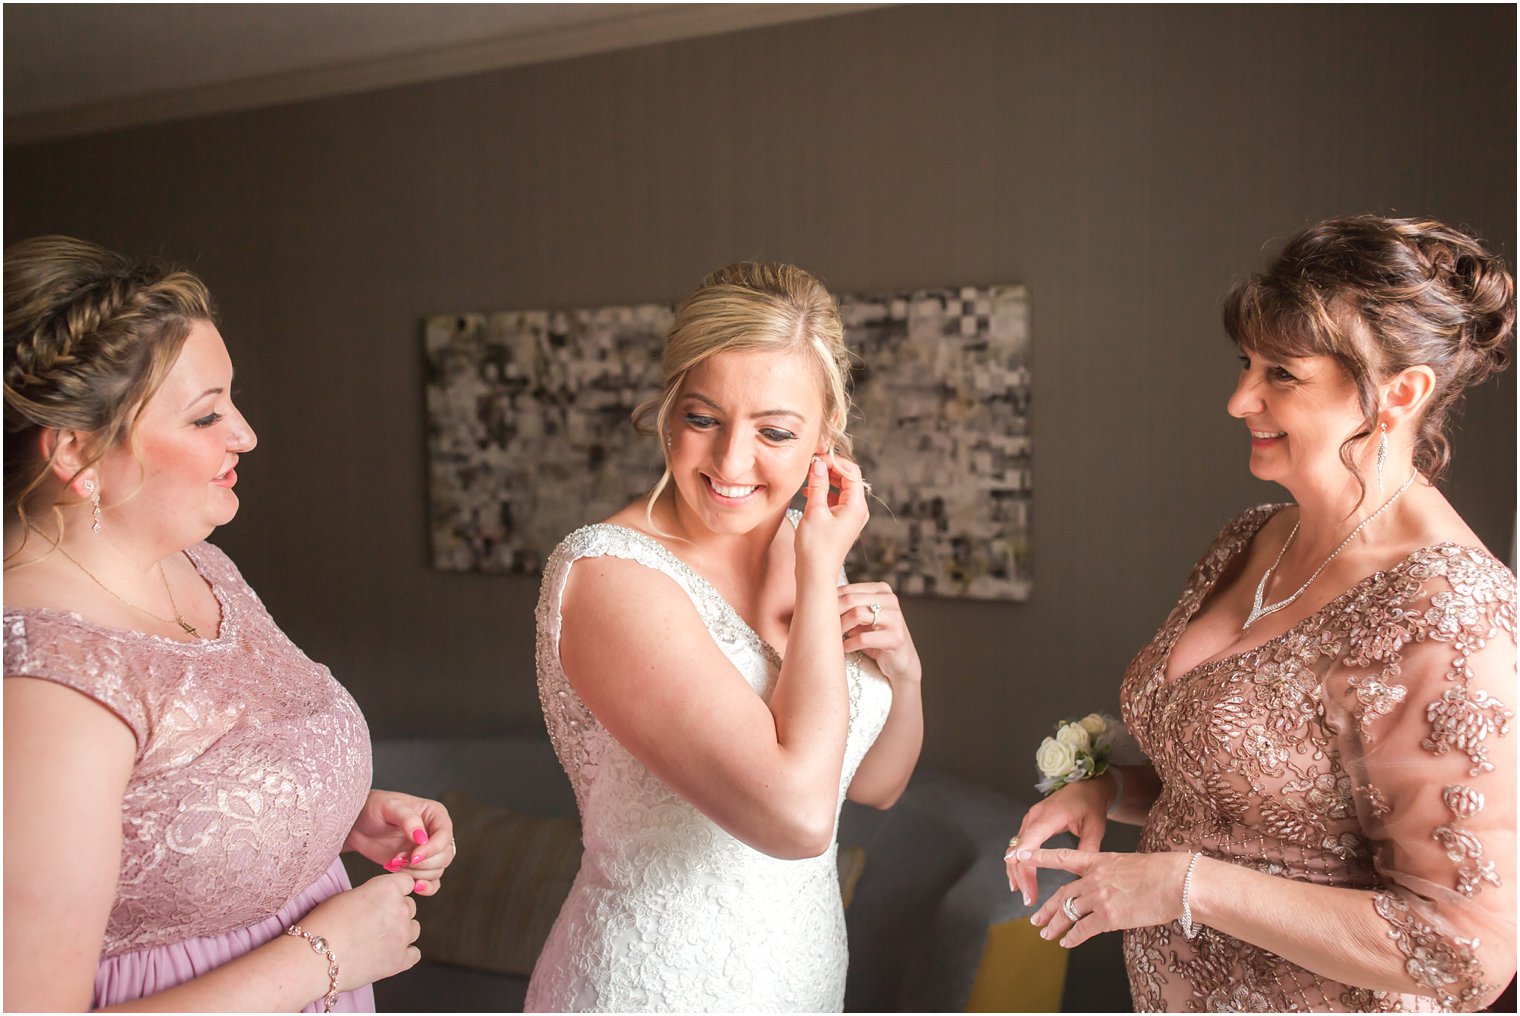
[43, 536, 200, 638]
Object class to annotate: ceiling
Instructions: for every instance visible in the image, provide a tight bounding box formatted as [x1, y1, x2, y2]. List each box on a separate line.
[5, 3, 883, 144]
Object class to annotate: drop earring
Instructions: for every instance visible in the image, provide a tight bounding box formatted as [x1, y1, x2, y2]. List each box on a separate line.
[85, 479, 103, 534]
[1376, 422, 1388, 496]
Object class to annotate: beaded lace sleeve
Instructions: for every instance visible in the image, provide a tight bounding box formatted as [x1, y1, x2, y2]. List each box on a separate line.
[1322, 546, 1516, 1009]
[3, 612, 148, 751]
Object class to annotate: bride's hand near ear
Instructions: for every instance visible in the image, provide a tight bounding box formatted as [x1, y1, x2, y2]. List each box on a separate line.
[794, 455, 868, 583]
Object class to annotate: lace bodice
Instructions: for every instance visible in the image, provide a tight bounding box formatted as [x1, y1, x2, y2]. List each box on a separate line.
[1119, 506, 1516, 1012]
[527, 520, 893, 1012]
[3, 542, 372, 957]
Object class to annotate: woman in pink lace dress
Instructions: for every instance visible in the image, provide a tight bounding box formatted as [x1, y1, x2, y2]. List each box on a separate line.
[1007, 216, 1516, 1011]
[3, 237, 456, 1011]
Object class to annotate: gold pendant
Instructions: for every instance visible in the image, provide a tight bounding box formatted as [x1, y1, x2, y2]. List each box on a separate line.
[177, 617, 199, 638]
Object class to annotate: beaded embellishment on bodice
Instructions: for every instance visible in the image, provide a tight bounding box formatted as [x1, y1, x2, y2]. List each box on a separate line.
[526, 520, 893, 1012]
[1119, 506, 1516, 1013]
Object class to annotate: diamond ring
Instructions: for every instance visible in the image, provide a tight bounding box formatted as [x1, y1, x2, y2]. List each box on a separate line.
[868, 601, 882, 626]
[1062, 896, 1081, 922]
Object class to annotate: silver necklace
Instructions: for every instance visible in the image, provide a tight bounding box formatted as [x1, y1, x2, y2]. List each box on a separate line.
[1242, 470, 1417, 631]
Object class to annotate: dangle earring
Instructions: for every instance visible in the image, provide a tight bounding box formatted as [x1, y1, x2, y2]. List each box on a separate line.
[1376, 422, 1389, 496]
[85, 479, 103, 534]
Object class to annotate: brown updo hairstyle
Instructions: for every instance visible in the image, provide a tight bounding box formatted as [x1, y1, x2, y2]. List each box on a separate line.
[4, 236, 215, 553]
[1223, 215, 1514, 505]
[632, 261, 854, 522]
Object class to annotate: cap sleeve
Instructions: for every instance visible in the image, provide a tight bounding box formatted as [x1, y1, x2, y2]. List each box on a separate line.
[3, 611, 149, 753]
[1324, 546, 1516, 1009]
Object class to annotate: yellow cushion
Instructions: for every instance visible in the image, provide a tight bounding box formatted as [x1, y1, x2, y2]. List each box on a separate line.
[414, 791, 583, 976]
[836, 844, 867, 909]
[965, 917, 1069, 1013]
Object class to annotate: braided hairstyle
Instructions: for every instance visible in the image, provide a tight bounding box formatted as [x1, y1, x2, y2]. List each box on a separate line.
[4, 236, 215, 547]
[1223, 215, 1514, 505]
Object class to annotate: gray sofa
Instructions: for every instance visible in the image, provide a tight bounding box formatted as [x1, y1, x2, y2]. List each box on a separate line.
[352, 732, 1072, 1012]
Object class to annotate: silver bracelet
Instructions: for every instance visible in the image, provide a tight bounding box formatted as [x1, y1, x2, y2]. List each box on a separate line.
[1179, 852, 1201, 940]
[1105, 766, 1126, 817]
[285, 924, 341, 1012]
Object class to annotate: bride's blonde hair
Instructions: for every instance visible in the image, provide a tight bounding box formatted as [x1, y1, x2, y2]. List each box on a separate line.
[632, 262, 853, 523]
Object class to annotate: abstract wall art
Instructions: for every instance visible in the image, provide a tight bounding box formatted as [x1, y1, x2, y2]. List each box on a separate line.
[423, 283, 1031, 600]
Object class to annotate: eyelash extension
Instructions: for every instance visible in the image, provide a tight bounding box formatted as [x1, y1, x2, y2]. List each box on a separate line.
[760, 428, 797, 442]
[193, 412, 224, 428]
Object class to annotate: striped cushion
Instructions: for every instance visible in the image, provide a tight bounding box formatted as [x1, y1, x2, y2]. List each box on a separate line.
[416, 791, 583, 976]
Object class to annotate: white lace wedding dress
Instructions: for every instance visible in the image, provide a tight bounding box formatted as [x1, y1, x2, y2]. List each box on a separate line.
[525, 519, 893, 1013]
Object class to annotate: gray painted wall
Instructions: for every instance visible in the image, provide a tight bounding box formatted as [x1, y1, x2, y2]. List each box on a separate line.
[7, 6, 1514, 1006]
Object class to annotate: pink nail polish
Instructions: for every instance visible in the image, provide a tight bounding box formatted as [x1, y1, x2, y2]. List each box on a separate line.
[383, 860, 400, 872]
[412, 829, 428, 846]
[411, 853, 426, 865]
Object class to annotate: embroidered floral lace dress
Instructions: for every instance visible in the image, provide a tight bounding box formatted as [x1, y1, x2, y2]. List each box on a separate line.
[1120, 506, 1516, 1013]
[3, 542, 375, 1012]
[527, 520, 894, 1013]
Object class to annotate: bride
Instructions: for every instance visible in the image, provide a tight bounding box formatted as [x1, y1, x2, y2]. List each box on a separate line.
[525, 262, 925, 1012]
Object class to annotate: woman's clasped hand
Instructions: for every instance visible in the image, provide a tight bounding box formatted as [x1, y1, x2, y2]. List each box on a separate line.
[343, 790, 457, 892]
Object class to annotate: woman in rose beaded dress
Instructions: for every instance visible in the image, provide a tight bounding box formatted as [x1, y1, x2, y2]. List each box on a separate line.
[3, 236, 456, 1011]
[1007, 216, 1516, 1011]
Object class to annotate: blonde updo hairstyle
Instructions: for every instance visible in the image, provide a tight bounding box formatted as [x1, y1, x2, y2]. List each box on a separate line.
[1223, 215, 1513, 507]
[4, 236, 215, 552]
[632, 261, 853, 520]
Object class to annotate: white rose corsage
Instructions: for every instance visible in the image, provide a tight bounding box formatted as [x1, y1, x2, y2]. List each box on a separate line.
[1035, 712, 1133, 795]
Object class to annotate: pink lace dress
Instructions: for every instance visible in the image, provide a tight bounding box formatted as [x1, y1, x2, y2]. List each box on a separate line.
[1120, 506, 1516, 1012]
[3, 542, 375, 1012]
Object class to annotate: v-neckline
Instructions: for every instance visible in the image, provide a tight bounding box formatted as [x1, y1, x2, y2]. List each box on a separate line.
[1151, 508, 1473, 690]
[589, 522, 786, 671]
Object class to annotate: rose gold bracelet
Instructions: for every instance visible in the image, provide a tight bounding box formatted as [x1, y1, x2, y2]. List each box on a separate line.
[285, 924, 341, 1012]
